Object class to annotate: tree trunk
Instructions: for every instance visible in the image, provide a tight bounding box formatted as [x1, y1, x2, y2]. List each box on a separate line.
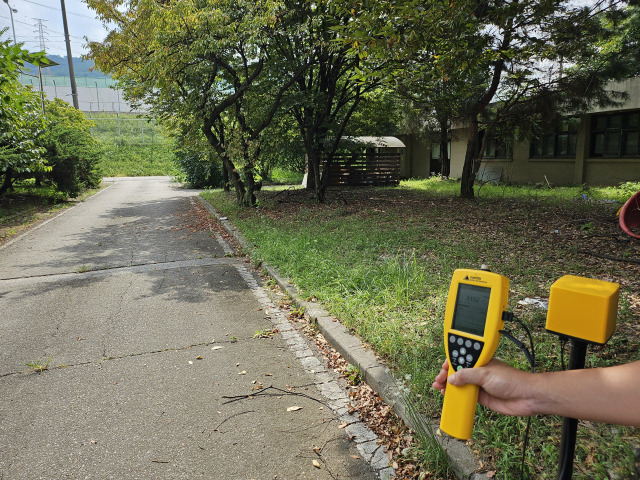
[223, 164, 230, 192]
[460, 116, 480, 199]
[307, 150, 322, 194]
[242, 164, 257, 207]
[439, 117, 450, 178]
[0, 169, 14, 196]
[219, 157, 245, 205]
[304, 154, 316, 190]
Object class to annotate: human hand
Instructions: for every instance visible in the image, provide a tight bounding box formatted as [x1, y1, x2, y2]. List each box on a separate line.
[432, 359, 538, 417]
[431, 359, 450, 395]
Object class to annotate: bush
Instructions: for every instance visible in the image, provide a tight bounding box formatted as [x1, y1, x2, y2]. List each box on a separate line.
[42, 99, 102, 197]
[174, 146, 224, 189]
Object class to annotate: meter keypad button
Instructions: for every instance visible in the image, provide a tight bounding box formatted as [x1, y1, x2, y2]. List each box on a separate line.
[447, 334, 484, 369]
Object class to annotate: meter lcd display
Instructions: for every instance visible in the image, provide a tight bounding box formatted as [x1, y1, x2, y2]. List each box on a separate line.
[451, 283, 491, 336]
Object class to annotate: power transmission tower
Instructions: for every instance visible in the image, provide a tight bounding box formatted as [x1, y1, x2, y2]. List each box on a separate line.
[34, 18, 48, 51]
[33, 18, 48, 113]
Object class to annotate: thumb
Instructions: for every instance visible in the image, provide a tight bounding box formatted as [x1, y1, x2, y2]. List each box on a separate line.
[448, 367, 480, 387]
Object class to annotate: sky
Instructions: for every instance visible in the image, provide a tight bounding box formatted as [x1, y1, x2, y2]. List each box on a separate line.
[0, 0, 110, 57]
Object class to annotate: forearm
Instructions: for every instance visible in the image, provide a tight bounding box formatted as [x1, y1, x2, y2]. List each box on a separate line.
[530, 361, 640, 427]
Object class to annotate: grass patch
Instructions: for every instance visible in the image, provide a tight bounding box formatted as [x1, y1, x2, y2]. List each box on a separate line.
[201, 177, 640, 478]
[268, 167, 304, 185]
[87, 112, 178, 178]
[25, 355, 52, 373]
[0, 180, 97, 244]
[99, 144, 178, 177]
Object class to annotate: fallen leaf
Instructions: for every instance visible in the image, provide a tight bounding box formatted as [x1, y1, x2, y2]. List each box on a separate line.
[238, 371, 247, 375]
[486, 471, 496, 478]
[338, 422, 348, 429]
[188, 361, 193, 365]
[350, 455, 359, 459]
[312, 460, 321, 469]
[287, 406, 303, 412]
[196, 356, 203, 360]
[313, 446, 321, 454]
[211, 346, 224, 351]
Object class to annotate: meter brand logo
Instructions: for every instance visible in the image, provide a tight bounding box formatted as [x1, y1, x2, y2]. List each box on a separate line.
[464, 275, 484, 282]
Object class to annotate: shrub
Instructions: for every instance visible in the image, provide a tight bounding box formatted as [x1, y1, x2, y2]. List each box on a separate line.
[174, 146, 224, 189]
[42, 99, 101, 197]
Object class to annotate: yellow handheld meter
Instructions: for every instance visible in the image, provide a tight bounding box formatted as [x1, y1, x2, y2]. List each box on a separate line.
[440, 268, 509, 440]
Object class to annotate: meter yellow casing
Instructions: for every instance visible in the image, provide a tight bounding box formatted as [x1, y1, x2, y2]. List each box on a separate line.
[440, 269, 509, 440]
[546, 275, 619, 345]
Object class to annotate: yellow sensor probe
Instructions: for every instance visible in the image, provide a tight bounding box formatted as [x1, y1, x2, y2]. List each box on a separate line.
[440, 268, 509, 440]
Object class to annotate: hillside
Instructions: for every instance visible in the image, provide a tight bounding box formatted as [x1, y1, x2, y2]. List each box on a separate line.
[23, 56, 108, 78]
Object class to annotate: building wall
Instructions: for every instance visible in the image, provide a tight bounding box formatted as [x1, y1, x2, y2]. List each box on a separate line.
[397, 134, 432, 178]
[423, 78, 640, 186]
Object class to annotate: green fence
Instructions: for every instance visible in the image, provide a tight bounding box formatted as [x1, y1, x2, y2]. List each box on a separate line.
[86, 112, 168, 146]
[21, 75, 116, 88]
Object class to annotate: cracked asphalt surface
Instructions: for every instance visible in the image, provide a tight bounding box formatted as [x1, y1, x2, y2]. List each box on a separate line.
[0, 177, 384, 480]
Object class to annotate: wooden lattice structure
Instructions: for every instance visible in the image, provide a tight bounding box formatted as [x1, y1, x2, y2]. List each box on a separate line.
[324, 136, 405, 187]
[327, 153, 402, 186]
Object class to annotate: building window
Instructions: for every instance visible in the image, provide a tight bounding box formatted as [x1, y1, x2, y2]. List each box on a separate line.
[591, 111, 640, 157]
[482, 133, 509, 159]
[530, 119, 579, 158]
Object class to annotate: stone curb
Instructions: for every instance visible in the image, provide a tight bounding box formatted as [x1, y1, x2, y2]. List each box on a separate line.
[196, 195, 491, 480]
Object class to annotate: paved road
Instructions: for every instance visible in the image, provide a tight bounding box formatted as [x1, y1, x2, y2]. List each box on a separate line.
[0, 177, 386, 479]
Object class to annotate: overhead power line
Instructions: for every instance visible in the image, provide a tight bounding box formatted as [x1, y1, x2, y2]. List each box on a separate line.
[21, 0, 96, 20]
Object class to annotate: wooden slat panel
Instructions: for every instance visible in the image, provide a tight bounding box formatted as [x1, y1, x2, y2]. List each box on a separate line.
[325, 152, 401, 186]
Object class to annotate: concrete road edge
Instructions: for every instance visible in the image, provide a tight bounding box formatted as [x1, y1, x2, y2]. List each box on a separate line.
[196, 195, 491, 480]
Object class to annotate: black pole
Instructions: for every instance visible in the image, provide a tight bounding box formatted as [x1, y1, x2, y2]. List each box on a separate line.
[557, 339, 588, 480]
[60, 0, 79, 110]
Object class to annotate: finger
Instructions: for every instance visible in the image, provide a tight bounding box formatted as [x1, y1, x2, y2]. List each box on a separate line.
[448, 366, 485, 387]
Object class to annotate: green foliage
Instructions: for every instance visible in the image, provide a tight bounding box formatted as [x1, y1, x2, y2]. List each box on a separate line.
[174, 146, 224, 189]
[342, 88, 403, 137]
[269, 167, 304, 185]
[25, 355, 52, 373]
[0, 37, 49, 195]
[258, 115, 305, 180]
[615, 181, 640, 201]
[41, 99, 102, 197]
[87, 0, 307, 206]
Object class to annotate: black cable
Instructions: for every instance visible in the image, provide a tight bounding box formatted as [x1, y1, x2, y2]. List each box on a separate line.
[560, 336, 568, 371]
[500, 312, 537, 480]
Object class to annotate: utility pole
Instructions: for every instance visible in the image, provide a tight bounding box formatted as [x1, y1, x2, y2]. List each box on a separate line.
[60, 0, 79, 109]
[2, 0, 17, 45]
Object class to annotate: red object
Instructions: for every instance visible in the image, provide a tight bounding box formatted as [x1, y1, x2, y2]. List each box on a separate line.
[619, 190, 640, 239]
